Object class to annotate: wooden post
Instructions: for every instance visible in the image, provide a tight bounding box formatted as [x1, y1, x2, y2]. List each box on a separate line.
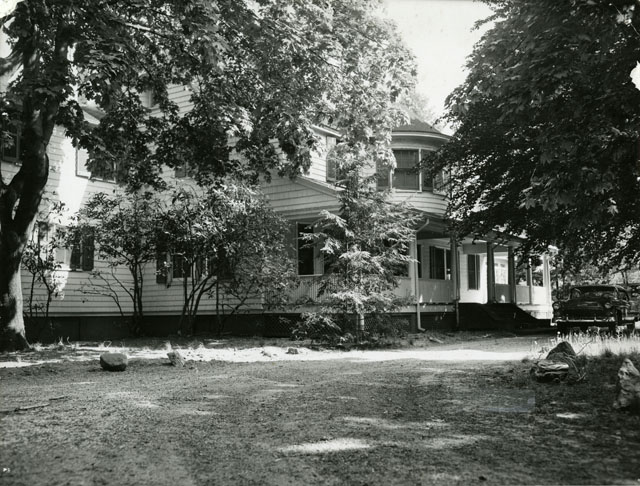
[486, 241, 495, 303]
[527, 258, 534, 305]
[508, 246, 517, 304]
[450, 234, 460, 328]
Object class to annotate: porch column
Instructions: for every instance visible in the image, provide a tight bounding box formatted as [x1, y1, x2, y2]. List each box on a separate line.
[508, 246, 517, 303]
[542, 254, 552, 304]
[527, 258, 534, 304]
[450, 235, 460, 301]
[409, 237, 417, 299]
[450, 234, 460, 328]
[410, 236, 423, 331]
[486, 242, 495, 303]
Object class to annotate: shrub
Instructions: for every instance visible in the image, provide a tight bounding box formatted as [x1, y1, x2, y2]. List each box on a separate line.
[291, 313, 345, 346]
[364, 314, 409, 338]
[291, 312, 407, 346]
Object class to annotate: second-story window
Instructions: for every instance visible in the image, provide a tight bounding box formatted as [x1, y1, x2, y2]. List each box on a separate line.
[1, 123, 23, 164]
[392, 149, 420, 190]
[76, 148, 120, 183]
[376, 147, 449, 193]
[325, 136, 338, 183]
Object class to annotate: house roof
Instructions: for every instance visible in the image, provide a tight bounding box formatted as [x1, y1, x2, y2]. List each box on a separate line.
[393, 118, 444, 136]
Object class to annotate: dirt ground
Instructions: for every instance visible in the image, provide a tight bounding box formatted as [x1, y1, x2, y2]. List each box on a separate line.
[0, 333, 639, 486]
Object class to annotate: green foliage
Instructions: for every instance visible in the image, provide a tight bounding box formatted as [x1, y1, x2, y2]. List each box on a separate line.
[431, 0, 640, 271]
[0, 0, 416, 348]
[291, 312, 409, 346]
[364, 314, 409, 339]
[70, 190, 162, 333]
[158, 181, 296, 335]
[21, 200, 67, 318]
[308, 160, 421, 317]
[291, 312, 349, 346]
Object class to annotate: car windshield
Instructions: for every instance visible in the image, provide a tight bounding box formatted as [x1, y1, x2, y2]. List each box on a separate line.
[569, 287, 617, 300]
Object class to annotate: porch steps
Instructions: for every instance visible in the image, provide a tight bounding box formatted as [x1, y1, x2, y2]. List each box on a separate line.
[458, 303, 541, 331]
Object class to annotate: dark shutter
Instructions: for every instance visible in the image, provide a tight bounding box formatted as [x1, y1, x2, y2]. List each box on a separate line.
[297, 223, 315, 276]
[467, 254, 480, 290]
[174, 165, 187, 178]
[70, 237, 81, 271]
[156, 238, 168, 284]
[376, 160, 390, 189]
[81, 232, 95, 271]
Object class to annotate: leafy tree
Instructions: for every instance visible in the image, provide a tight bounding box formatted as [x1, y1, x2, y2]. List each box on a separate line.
[302, 144, 421, 340]
[430, 0, 640, 273]
[70, 190, 162, 335]
[0, 0, 415, 350]
[158, 182, 296, 336]
[21, 200, 66, 319]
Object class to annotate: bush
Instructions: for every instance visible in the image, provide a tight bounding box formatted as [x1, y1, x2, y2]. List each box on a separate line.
[291, 313, 346, 345]
[364, 314, 409, 338]
[291, 312, 408, 346]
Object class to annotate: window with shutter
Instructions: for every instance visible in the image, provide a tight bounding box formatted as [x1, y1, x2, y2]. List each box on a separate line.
[70, 230, 94, 271]
[172, 253, 186, 279]
[392, 149, 420, 190]
[1, 123, 23, 163]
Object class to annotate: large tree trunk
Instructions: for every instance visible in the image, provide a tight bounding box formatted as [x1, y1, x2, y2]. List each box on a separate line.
[0, 13, 67, 351]
[0, 139, 50, 351]
[0, 236, 30, 351]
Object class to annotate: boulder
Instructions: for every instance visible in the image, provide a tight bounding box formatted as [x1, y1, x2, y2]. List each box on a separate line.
[167, 350, 185, 367]
[531, 342, 579, 382]
[99, 352, 128, 372]
[613, 358, 640, 414]
[286, 347, 299, 355]
[546, 341, 576, 362]
[531, 359, 570, 382]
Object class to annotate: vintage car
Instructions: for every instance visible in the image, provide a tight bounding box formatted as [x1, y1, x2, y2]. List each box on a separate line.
[552, 284, 639, 334]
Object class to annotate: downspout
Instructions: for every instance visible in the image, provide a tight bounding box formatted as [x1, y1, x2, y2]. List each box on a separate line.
[414, 220, 430, 332]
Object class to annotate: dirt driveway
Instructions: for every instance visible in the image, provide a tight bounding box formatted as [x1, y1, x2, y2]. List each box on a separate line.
[0, 334, 639, 485]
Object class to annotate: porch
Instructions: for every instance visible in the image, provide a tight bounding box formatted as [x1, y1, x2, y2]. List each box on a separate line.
[287, 275, 551, 312]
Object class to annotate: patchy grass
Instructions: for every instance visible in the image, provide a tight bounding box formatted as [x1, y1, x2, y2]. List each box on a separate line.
[552, 330, 640, 356]
[1, 332, 639, 485]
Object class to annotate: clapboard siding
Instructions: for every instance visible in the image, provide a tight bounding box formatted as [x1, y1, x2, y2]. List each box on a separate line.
[141, 270, 264, 317]
[306, 143, 329, 183]
[166, 84, 194, 114]
[261, 175, 339, 219]
[4, 125, 138, 317]
[387, 189, 448, 215]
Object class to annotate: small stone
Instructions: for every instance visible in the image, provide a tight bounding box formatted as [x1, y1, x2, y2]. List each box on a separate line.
[286, 347, 299, 355]
[99, 353, 128, 372]
[613, 358, 640, 414]
[167, 351, 185, 367]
